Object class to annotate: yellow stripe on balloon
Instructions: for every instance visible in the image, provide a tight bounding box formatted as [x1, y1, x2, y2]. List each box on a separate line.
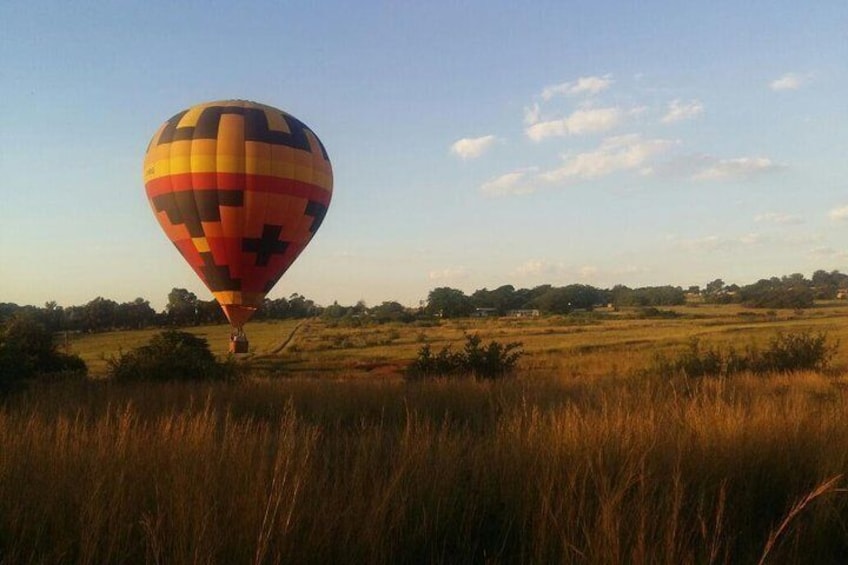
[192, 237, 210, 253]
[177, 101, 221, 128]
[144, 158, 333, 191]
[265, 109, 291, 133]
[212, 291, 242, 305]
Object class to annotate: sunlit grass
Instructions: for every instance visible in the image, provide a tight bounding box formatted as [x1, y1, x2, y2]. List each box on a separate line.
[67, 303, 848, 378]
[3, 371, 848, 562]
[68, 320, 303, 376]
[14, 303, 847, 562]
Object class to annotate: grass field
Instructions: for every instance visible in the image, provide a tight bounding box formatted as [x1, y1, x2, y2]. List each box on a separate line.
[67, 301, 848, 379]
[4, 303, 848, 563]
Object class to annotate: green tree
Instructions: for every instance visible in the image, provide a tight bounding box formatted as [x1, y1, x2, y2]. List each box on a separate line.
[288, 293, 320, 318]
[533, 285, 601, 314]
[426, 287, 474, 318]
[83, 297, 119, 331]
[471, 285, 521, 315]
[0, 314, 86, 391]
[109, 330, 235, 382]
[116, 298, 157, 329]
[370, 301, 410, 323]
[42, 301, 64, 332]
[260, 297, 290, 319]
[322, 301, 350, 320]
[738, 277, 814, 309]
[811, 269, 848, 299]
[705, 278, 725, 295]
[196, 299, 226, 324]
[634, 286, 686, 306]
[166, 288, 199, 326]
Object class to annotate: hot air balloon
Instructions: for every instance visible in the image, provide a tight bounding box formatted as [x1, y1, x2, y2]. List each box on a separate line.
[143, 100, 332, 353]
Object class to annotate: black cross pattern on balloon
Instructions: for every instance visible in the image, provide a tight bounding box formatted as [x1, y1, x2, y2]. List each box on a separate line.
[243, 224, 290, 267]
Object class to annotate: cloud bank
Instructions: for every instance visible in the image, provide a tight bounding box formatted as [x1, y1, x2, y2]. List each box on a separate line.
[770, 73, 804, 91]
[526, 107, 622, 141]
[541, 75, 613, 100]
[661, 99, 704, 123]
[450, 135, 497, 159]
[539, 134, 676, 183]
[691, 157, 782, 181]
[480, 169, 537, 196]
[829, 206, 848, 221]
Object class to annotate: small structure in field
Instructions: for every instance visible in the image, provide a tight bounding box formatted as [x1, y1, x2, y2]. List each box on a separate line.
[471, 308, 498, 317]
[507, 309, 540, 318]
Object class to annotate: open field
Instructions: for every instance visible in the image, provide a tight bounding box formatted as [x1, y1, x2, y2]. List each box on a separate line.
[4, 303, 848, 563]
[68, 301, 848, 379]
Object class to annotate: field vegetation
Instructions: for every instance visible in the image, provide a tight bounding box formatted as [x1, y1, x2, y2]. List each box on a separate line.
[3, 303, 848, 562]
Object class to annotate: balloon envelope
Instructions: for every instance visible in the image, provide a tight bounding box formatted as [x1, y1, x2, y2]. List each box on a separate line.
[143, 100, 333, 327]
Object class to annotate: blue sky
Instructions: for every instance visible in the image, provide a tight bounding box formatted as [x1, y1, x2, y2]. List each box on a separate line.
[1, 1, 846, 310]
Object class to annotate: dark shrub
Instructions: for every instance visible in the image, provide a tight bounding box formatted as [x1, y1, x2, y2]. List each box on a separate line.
[753, 331, 837, 373]
[409, 343, 465, 377]
[0, 315, 87, 393]
[109, 330, 238, 382]
[650, 331, 838, 378]
[408, 334, 524, 380]
[636, 307, 680, 319]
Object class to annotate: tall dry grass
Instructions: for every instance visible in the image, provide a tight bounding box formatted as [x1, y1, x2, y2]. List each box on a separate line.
[3, 372, 848, 563]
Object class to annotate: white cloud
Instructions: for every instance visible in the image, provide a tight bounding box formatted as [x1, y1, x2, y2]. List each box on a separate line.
[781, 232, 824, 246]
[670, 231, 826, 255]
[674, 235, 724, 252]
[523, 103, 541, 126]
[829, 206, 848, 221]
[672, 233, 764, 253]
[648, 154, 714, 179]
[770, 73, 804, 91]
[513, 260, 648, 284]
[480, 169, 537, 196]
[738, 233, 762, 245]
[578, 265, 599, 279]
[450, 135, 497, 160]
[526, 107, 621, 141]
[691, 157, 782, 181]
[629, 105, 648, 117]
[661, 99, 704, 123]
[513, 259, 565, 278]
[538, 134, 676, 183]
[810, 247, 848, 260]
[428, 267, 469, 281]
[541, 75, 613, 100]
[754, 212, 803, 225]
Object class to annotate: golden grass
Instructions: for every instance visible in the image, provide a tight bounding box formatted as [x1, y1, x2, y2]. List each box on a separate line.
[67, 302, 848, 379]
[67, 320, 304, 376]
[4, 369, 848, 563]
[11, 304, 846, 562]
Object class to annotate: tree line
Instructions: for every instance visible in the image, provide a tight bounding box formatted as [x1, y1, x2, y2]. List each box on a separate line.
[0, 289, 324, 334]
[424, 283, 688, 318]
[427, 269, 848, 317]
[1, 269, 847, 332]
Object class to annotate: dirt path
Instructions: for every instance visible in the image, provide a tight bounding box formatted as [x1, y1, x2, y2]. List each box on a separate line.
[267, 320, 307, 355]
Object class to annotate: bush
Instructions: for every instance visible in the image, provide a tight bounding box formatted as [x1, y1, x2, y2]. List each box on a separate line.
[0, 315, 87, 393]
[635, 307, 680, 319]
[755, 331, 838, 373]
[408, 334, 524, 380]
[650, 331, 838, 378]
[109, 330, 238, 382]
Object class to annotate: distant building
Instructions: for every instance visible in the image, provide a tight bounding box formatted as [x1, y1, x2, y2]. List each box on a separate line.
[472, 308, 498, 317]
[507, 309, 540, 318]
[837, 289, 848, 300]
